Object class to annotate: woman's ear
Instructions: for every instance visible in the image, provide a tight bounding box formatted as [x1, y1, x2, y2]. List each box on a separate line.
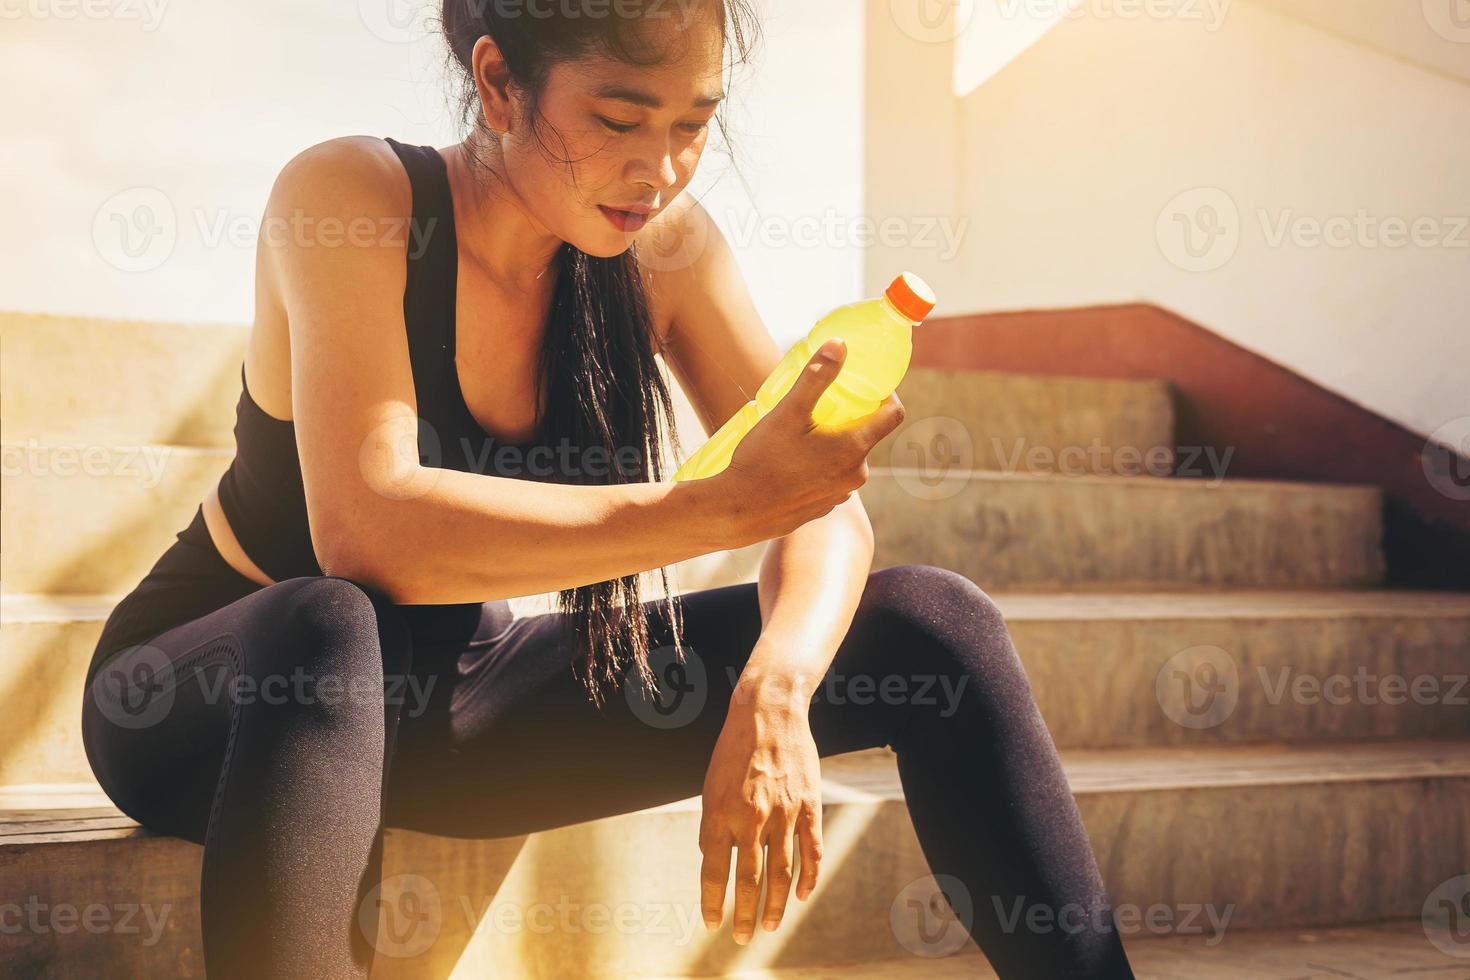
[470, 34, 515, 135]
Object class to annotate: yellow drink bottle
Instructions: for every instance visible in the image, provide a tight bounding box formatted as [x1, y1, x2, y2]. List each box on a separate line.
[672, 272, 937, 482]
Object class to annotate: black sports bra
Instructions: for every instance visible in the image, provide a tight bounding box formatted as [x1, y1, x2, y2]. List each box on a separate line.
[213, 137, 544, 582]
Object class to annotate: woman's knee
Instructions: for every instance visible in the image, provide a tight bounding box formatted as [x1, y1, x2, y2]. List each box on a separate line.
[866, 564, 1006, 637]
[250, 575, 412, 691]
[862, 564, 1021, 678]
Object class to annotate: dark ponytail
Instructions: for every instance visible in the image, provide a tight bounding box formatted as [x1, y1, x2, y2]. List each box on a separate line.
[439, 0, 761, 709]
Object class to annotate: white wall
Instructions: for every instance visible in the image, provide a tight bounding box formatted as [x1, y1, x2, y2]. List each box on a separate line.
[0, 0, 864, 350]
[865, 0, 1470, 441]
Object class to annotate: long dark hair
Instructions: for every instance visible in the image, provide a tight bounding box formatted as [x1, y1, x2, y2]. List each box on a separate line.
[439, 0, 761, 709]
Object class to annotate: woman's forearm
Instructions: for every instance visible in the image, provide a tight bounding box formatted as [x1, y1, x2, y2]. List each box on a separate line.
[737, 495, 876, 708]
[322, 465, 737, 604]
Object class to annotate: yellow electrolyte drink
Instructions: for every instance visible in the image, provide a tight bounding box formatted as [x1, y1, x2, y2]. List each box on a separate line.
[672, 272, 937, 482]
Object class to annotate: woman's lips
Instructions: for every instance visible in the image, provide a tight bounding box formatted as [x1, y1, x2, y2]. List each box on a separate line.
[599, 205, 652, 233]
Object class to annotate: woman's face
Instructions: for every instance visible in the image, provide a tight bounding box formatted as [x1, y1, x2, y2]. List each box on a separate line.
[498, 15, 726, 258]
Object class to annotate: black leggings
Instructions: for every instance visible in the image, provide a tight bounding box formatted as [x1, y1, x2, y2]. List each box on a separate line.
[82, 507, 1133, 979]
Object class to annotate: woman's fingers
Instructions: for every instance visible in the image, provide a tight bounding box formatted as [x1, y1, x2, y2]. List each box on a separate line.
[699, 831, 732, 932]
[731, 833, 765, 943]
[795, 800, 824, 901]
[760, 813, 797, 932]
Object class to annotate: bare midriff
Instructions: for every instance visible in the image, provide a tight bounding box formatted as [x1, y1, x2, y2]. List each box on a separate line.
[202, 478, 278, 587]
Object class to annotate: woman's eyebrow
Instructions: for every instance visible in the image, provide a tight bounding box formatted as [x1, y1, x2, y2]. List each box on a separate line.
[592, 83, 725, 110]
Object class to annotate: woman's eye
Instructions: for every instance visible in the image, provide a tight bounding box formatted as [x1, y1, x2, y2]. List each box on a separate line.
[597, 116, 638, 134]
[680, 121, 710, 135]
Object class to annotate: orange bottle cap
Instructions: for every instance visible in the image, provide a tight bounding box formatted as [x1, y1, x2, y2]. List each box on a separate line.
[886, 272, 936, 322]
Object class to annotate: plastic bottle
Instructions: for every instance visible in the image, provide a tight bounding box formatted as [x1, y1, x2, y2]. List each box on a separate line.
[672, 272, 937, 482]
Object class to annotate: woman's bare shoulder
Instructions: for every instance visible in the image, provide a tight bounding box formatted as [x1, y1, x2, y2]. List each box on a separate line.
[639, 190, 731, 349]
[255, 136, 416, 313]
[264, 136, 414, 236]
[250, 137, 420, 418]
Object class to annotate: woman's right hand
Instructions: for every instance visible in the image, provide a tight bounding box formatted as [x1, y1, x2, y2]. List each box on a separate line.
[710, 338, 906, 547]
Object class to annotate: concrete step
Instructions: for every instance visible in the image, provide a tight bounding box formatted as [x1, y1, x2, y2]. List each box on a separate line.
[0, 440, 764, 602]
[875, 367, 1176, 478]
[668, 919, 1467, 978]
[1, 443, 232, 595]
[3, 444, 1384, 598]
[2, 741, 1465, 978]
[10, 589, 1465, 788]
[1001, 590, 1470, 748]
[2, 314, 1176, 483]
[863, 469, 1385, 589]
[0, 313, 248, 449]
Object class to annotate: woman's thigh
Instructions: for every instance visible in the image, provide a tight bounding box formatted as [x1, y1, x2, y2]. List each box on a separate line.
[385, 565, 947, 840]
[82, 574, 410, 843]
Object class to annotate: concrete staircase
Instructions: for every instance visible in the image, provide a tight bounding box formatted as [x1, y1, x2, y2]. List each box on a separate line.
[2, 311, 1468, 978]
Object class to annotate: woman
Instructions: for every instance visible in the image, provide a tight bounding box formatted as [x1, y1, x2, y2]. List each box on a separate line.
[80, 1, 1134, 977]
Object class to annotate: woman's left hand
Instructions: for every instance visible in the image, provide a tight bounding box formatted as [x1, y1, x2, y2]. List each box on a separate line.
[698, 676, 824, 944]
